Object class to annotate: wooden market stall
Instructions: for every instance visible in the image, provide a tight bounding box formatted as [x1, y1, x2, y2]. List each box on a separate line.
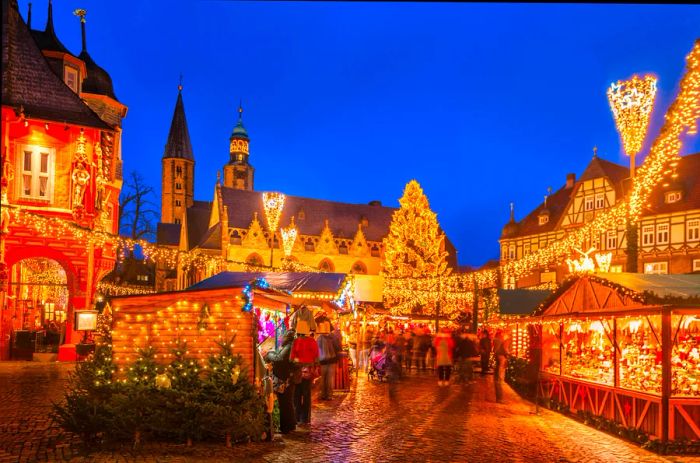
[531, 273, 700, 442]
[110, 284, 289, 384]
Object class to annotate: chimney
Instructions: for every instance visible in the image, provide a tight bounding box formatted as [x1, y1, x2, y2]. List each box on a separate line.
[566, 173, 576, 189]
[368, 200, 382, 206]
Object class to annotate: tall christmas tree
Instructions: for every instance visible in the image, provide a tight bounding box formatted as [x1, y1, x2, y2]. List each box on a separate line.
[382, 180, 450, 315]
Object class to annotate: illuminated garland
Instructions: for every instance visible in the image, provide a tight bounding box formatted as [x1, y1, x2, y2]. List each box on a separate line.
[241, 278, 272, 312]
[97, 281, 156, 296]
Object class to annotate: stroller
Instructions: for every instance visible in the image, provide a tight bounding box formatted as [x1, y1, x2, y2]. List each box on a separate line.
[368, 342, 398, 382]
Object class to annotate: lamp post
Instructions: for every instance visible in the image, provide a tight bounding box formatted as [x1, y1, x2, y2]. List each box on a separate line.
[607, 74, 657, 273]
[262, 192, 285, 270]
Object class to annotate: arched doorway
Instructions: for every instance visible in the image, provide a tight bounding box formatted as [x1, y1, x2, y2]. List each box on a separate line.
[7, 258, 69, 357]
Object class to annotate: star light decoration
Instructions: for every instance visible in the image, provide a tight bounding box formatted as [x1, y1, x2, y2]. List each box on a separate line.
[607, 74, 658, 158]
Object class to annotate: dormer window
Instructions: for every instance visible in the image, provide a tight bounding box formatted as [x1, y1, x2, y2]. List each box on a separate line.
[538, 214, 549, 225]
[665, 191, 682, 204]
[64, 65, 79, 93]
[361, 216, 369, 227]
[298, 209, 305, 221]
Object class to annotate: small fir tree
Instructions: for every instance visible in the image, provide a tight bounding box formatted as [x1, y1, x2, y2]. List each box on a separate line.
[383, 180, 450, 315]
[126, 346, 159, 386]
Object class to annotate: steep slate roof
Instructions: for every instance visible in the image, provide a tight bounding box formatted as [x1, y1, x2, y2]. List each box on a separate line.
[1, 0, 111, 129]
[163, 90, 194, 160]
[80, 50, 118, 101]
[509, 183, 572, 237]
[220, 187, 396, 242]
[30, 1, 70, 55]
[186, 201, 213, 249]
[156, 222, 181, 246]
[643, 152, 700, 215]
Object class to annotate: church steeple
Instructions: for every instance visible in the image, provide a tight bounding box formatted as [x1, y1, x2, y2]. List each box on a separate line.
[223, 102, 255, 191]
[161, 82, 195, 224]
[163, 83, 194, 160]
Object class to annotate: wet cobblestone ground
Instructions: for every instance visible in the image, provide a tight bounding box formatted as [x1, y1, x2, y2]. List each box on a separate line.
[1, 362, 698, 462]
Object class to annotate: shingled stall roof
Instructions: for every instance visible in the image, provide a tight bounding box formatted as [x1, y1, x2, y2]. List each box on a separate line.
[221, 187, 396, 242]
[189, 271, 349, 296]
[2, 0, 111, 129]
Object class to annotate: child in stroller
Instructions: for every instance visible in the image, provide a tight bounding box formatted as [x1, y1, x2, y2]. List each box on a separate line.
[368, 340, 398, 382]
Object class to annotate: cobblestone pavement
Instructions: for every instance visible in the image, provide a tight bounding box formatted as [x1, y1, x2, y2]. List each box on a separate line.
[1, 362, 699, 462]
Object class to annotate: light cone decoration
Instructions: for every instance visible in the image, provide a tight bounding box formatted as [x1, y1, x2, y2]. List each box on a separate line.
[607, 74, 658, 158]
[280, 217, 298, 256]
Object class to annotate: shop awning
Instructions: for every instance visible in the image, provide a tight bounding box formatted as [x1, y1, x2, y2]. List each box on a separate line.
[596, 273, 700, 299]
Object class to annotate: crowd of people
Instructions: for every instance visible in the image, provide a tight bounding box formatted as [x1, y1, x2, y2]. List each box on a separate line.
[264, 310, 514, 436]
[351, 324, 512, 401]
[263, 306, 342, 435]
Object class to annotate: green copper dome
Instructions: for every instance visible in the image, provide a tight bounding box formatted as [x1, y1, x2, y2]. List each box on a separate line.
[231, 119, 249, 140]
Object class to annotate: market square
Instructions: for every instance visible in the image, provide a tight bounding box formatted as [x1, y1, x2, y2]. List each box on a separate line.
[1, 1, 699, 461]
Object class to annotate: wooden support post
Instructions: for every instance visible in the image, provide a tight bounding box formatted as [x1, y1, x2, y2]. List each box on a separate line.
[661, 309, 671, 442]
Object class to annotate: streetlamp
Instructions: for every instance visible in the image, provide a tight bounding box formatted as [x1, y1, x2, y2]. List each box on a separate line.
[262, 192, 285, 270]
[607, 74, 657, 273]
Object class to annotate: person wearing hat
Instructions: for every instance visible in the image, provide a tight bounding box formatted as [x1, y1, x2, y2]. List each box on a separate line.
[290, 322, 319, 426]
[315, 316, 340, 401]
[290, 304, 317, 336]
[265, 330, 297, 434]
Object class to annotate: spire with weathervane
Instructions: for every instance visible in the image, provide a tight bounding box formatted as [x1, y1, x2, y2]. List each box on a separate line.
[161, 78, 195, 224]
[223, 101, 255, 191]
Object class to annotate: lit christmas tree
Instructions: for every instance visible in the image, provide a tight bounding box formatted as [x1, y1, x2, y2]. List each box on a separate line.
[383, 180, 450, 315]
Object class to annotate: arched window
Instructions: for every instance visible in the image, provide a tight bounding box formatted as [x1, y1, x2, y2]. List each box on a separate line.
[231, 230, 242, 245]
[305, 238, 315, 252]
[350, 261, 367, 274]
[319, 258, 335, 272]
[370, 244, 380, 257]
[246, 253, 264, 267]
[338, 241, 349, 255]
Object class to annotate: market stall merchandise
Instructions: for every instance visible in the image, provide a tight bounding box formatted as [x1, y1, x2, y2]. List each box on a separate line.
[529, 274, 700, 442]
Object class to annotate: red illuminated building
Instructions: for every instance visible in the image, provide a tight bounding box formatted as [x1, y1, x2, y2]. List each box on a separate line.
[0, 0, 125, 360]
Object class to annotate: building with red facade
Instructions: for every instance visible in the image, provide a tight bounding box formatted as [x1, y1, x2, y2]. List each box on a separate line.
[0, 0, 125, 360]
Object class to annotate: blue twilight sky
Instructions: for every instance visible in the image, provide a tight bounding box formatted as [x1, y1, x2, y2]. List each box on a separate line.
[18, 1, 700, 267]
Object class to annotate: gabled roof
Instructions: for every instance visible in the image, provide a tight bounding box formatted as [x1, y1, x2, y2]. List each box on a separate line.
[220, 187, 396, 242]
[163, 89, 194, 160]
[1, 0, 111, 129]
[156, 222, 181, 247]
[578, 156, 629, 197]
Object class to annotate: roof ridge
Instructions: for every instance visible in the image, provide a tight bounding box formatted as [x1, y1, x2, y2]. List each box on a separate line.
[220, 185, 397, 210]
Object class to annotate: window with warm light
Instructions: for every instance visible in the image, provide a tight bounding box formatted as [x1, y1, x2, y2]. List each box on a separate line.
[584, 195, 594, 211]
[665, 191, 682, 203]
[595, 193, 605, 209]
[688, 219, 700, 242]
[64, 66, 79, 93]
[606, 230, 617, 250]
[642, 225, 654, 246]
[19, 145, 55, 201]
[508, 245, 515, 260]
[538, 215, 549, 225]
[610, 265, 623, 273]
[656, 223, 669, 245]
[693, 259, 700, 272]
[644, 261, 668, 274]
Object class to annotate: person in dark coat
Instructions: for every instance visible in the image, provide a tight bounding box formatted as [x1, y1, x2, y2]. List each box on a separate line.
[265, 330, 297, 434]
[479, 330, 492, 375]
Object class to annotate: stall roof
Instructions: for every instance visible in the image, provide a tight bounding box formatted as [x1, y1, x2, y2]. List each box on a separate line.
[597, 273, 700, 299]
[188, 271, 348, 294]
[498, 289, 553, 316]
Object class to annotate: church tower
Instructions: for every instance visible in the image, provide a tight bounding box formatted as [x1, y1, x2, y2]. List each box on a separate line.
[223, 105, 254, 190]
[161, 84, 195, 224]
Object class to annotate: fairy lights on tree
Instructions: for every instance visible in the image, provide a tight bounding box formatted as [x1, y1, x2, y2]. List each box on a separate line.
[382, 180, 451, 316]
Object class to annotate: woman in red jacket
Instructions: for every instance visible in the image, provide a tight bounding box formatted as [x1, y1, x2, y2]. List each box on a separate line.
[290, 324, 319, 425]
[434, 328, 455, 386]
